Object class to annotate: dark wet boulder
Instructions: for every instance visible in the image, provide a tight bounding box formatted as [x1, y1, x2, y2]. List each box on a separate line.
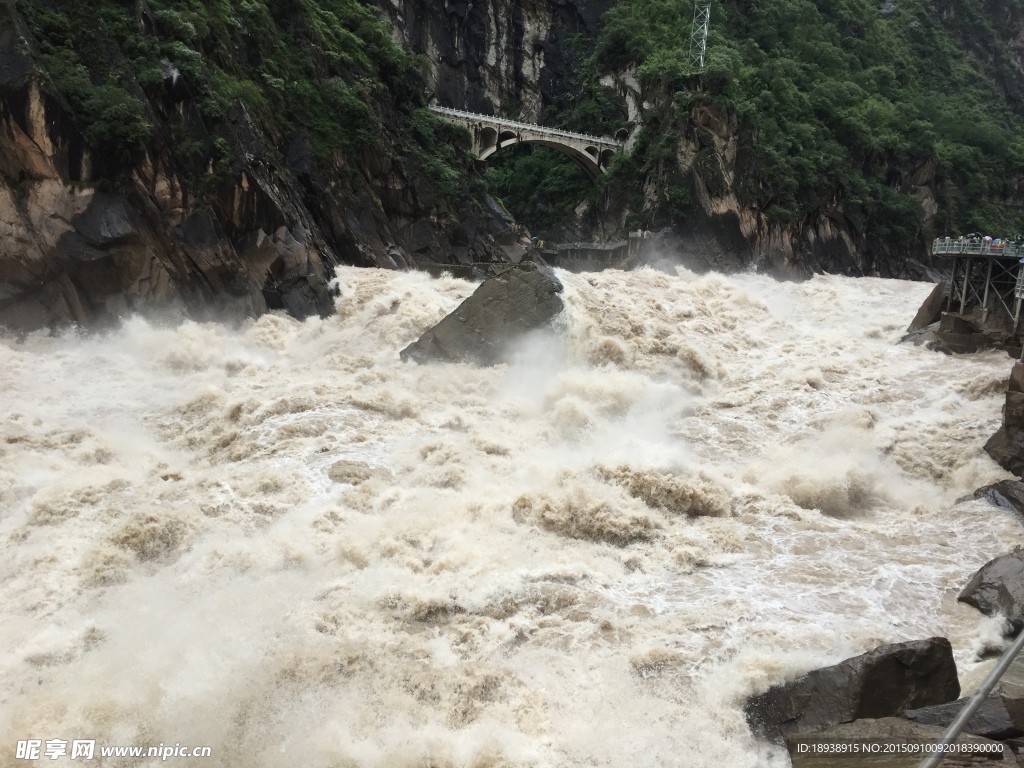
[986, 364, 1024, 479]
[901, 321, 948, 352]
[986, 429, 1024, 480]
[967, 481, 1024, 519]
[959, 550, 1024, 633]
[400, 262, 564, 366]
[745, 638, 960, 742]
[904, 695, 1022, 741]
[907, 282, 947, 333]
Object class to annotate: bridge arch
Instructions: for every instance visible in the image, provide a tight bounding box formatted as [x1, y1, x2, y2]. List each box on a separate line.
[480, 126, 498, 153]
[478, 136, 611, 179]
[429, 105, 623, 181]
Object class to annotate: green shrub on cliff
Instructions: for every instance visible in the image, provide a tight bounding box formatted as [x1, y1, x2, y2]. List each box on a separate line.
[503, 0, 1024, 248]
[401, 107, 470, 199]
[14, 0, 467, 203]
[487, 145, 593, 234]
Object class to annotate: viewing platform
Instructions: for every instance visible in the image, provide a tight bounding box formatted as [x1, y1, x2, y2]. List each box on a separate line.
[932, 239, 1024, 259]
[932, 238, 1024, 327]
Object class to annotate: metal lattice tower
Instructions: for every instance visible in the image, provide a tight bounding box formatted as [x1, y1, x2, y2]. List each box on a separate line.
[689, 1, 711, 69]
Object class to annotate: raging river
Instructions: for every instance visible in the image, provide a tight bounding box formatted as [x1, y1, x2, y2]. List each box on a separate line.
[1, 265, 1022, 767]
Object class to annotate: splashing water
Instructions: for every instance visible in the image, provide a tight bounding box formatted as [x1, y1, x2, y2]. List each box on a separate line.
[1, 266, 1021, 767]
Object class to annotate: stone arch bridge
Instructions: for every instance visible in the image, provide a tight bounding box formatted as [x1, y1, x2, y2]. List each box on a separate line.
[429, 105, 625, 180]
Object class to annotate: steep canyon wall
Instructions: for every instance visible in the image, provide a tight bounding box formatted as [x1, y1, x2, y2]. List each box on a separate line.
[6, 0, 1024, 332]
[380, 0, 612, 119]
[462, 0, 1024, 281]
[0, 0, 514, 332]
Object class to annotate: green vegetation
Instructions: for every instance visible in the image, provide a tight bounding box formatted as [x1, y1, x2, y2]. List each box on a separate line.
[486, 145, 592, 234]
[499, 0, 1024, 243]
[14, 0, 469, 201]
[483, 35, 633, 237]
[401, 107, 471, 199]
[17, 0, 1024, 250]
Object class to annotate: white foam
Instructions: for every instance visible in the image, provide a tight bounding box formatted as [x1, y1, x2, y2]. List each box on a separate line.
[1, 267, 1021, 766]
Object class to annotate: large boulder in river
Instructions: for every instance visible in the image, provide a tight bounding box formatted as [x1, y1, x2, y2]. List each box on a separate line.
[745, 638, 960, 742]
[959, 550, 1024, 633]
[400, 263, 564, 366]
[907, 282, 947, 332]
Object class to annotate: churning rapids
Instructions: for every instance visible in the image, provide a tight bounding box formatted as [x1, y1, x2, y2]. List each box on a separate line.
[1, 265, 1023, 767]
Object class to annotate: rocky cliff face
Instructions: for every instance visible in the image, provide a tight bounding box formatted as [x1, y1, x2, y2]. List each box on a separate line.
[667, 101, 938, 280]
[6, 0, 1023, 334]
[635, 1, 1024, 280]
[0, 58, 335, 328]
[467, 0, 1024, 279]
[392, 0, 946, 282]
[381, 0, 612, 120]
[0, 0, 514, 332]
[536, 91, 940, 279]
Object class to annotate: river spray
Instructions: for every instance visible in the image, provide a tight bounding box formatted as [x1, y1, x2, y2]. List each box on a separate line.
[0, 266, 1020, 767]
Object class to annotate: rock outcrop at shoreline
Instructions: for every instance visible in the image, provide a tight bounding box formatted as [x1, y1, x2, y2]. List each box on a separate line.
[776, 543, 1024, 765]
[902, 283, 1024, 356]
[904, 695, 1023, 741]
[400, 263, 564, 366]
[0, 1, 513, 332]
[744, 638, 960, 742]
[744, 633, 1024, 764]
[959, 550, 1024, 635]
[986, 363, 1024, 477]
[907, 283, 948, 334]
[967, 481, 1024, 520]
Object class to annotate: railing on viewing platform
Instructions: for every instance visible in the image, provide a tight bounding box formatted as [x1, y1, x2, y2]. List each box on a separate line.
[933, 239, 1024, 258]
[934, 236, 1024, 323]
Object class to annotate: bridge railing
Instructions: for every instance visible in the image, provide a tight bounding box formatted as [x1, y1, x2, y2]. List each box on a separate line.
[933, 239, 1024, 258]
[428, 105, 621, 147]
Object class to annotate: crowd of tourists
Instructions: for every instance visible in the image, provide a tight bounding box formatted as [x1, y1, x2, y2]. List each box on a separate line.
[935, 233, 1024, 253]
